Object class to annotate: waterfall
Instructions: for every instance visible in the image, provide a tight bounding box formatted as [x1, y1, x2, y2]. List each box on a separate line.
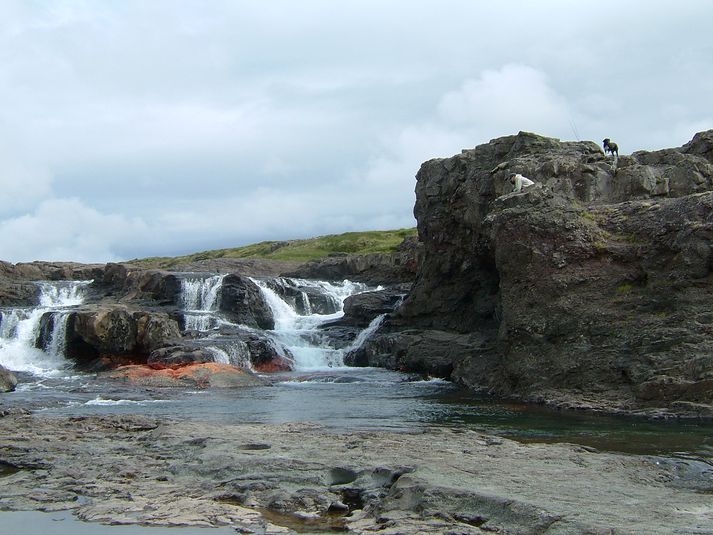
[180, 274, 226, 331]
[347, 313, 386, 352]
[251, 277, 374, 371]
[0, 280, 91, 376]
[206, 341, 253, 369]
[45, 312, 72, 359]
[37, 282, 88, 307]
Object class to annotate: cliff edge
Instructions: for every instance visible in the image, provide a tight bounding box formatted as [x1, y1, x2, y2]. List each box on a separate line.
[349, 130, 713, 417]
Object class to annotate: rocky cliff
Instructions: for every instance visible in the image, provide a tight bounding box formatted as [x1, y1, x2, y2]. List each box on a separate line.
[349, 130, 713, 416]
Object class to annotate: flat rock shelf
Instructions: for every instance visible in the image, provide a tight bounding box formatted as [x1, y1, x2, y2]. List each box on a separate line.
[0, 411, 712, 534]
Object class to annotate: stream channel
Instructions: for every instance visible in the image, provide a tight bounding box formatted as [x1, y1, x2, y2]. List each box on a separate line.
[1, 275, 712, 533]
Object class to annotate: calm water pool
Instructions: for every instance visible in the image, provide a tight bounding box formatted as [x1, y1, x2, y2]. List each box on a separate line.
[4, 367, 712, 462]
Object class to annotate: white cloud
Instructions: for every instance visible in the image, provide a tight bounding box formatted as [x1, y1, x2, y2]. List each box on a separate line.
[0, 198, 148, 263]
[438, 64, 573, 138]
[0, 2, 711, 262]
[0, 156, 53, 217]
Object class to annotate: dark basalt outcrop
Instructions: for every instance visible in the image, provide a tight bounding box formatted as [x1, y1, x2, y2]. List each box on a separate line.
[219, 274, 274, 329]
[331, 287, 408, 328]
[93, 263, 181, 305]
[350, 130, 713, 415]
[60, 307, 182, 367]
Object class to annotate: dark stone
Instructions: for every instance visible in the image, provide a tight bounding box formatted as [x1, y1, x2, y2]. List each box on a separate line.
[0, 279, 38, 307]
[339, 288, 407, 327]
[148, 326, 294, 372]
[219, 274, 274, 329]
[64, 306, 181, 365]
[95, 263, 181, 305]
[148, 346, 217, 368]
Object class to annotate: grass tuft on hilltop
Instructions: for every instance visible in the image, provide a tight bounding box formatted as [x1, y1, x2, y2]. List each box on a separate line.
[129, 228, 417, 269]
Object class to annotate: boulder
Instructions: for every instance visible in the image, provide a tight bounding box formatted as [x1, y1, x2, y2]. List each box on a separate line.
[96, 263, 181, 305]
[339, 288, 407, 327]
[219, 274, 274, 329]
[0, 365, 18, 392]
[148, 328, 294, 373]
[241, 335, 293, 372]
[681, 129, 713, 162]
[64, 306, 181, 365]
[135, 312, 183, 353]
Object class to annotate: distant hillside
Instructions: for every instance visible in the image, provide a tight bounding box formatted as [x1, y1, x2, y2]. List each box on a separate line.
[130, 228, 417, 269]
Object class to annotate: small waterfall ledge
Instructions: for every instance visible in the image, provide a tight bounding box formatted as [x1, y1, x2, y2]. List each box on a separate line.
[0, 281, 92, 376]
[251, 278, 375, 371]
[180, 274, 227, 332]
[1, 274, 392, 378]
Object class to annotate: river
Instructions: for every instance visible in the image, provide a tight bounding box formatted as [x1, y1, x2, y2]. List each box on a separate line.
[1, 276, 712, 533]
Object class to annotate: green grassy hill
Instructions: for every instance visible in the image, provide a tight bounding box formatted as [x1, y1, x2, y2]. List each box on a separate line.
[130, 228, 417, 269]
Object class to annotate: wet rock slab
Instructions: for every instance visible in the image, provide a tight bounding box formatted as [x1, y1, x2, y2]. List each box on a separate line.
[0, 413, 711, 534]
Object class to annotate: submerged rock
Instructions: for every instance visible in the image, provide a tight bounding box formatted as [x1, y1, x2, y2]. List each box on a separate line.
[219, 274, 274, 329]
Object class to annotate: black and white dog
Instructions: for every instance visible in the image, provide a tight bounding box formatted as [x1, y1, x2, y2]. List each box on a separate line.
[603, 138, 619, 158]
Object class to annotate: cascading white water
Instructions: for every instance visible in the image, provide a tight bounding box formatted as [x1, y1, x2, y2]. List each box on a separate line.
[251, 277, 373, 371]
[346, 313, 386, 353]
[45, 312, 72, 359]
[37, 282, 88, 307]
[0, 281, 91, 376]
[180, 274, 226, 331]
[206, 340, 253, 369]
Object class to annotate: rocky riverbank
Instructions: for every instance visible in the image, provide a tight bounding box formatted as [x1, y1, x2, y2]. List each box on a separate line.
[350, 130, 713, 418]
[0, 411, 711, 534]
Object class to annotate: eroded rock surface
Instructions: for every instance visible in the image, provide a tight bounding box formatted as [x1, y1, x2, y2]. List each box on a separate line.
[219, 274, 274, 329]
[0, 413, 711, 534]
[62, 306, 182, 366]
[353, 131, 713, 416]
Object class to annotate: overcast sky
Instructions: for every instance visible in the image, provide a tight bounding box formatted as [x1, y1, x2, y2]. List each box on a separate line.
[1, 1, 711, 263]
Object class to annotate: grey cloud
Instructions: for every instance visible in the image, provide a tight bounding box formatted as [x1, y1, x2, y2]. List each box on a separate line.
[0, 1, 711, 262]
